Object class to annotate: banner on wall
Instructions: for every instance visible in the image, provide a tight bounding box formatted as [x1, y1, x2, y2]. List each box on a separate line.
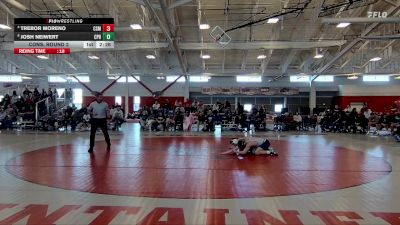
[201, 87, 299, 95]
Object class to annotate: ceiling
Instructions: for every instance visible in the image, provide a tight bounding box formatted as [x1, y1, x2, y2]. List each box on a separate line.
[0, 0, 399, 80]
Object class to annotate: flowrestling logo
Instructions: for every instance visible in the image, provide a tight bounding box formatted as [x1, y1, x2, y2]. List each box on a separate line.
[367, 11, 388, 18]
[0, 203, 399, 225]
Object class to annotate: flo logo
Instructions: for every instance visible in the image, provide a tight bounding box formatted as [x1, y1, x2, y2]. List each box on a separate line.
[368, 11, 388, 18]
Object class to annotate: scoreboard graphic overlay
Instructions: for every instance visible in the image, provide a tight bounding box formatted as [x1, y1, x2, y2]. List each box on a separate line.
[14, 18, 114, 54]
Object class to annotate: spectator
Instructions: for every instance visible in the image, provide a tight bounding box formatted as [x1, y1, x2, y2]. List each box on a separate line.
[152, 100, 160, 110]
[11, 90, 19, 105]
[203, 110, 215, 132]
[360, 102, 368, 115]
[163, 99, 172, 111]
[155, 111, 166, 131]
[112, 105, 125, 130]
[368, 113, 380, 130]
[348, 108, 358, 133]
[33, 88, 40, 102]
[23, 87, 32, 97]
[76, 111, 91, 131]
[165, 114, 175, 131]
[377, 113, 392, 130]
[40, 88, 47, 100]
[1, 94, 11, 110]
[183, 112, 195, 132]
[293, 112, 303, 130]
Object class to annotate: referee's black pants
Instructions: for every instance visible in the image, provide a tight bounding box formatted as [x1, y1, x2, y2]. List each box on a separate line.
[89, 118, 111, 150]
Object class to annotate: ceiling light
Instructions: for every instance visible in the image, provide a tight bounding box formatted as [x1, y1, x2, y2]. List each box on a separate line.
[37, 55, 49, 59]
[88, 55, 99, 60]
[146, 55, 156, 59]
[369, 57, 382, 62]
[347, 75, 359, 80]
[21, 76, 32, 80]
[0, 24, 11, 30]
[314, 54, 324, 59]
[257, 55, 267, 59]
[336, 22, 350, 28]
[199, 24, 210, 30]
[201, 54, 210, 59]
[130, 24, 142, 30]
[107, 76, 117, 80]
[267, 18, 279, 24]
[157, 76, 165, 80]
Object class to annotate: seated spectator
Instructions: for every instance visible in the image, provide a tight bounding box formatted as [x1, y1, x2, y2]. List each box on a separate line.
[138, 108, 149, 130]
[364, 108, 372, 119]
[347, 108, 358, 133]
[203, 110, 215, 132]
[183, 112, 195, 132]
[389, 113, 400, 133]
[152, 101, 160, 114]
[174, 104, 185, 130]
[368, 112, 380, 131]
[77, 111, 91, 131]
[70, 109, 83, 131]
[163, 99, 172, 111]
[0, 108, 6, 128]
[283, 113, 295, 131]
[356, 114, 369, 134]
[11, 91, 19, 105]
[23, 87, 32, 97]
[293, 112, 302, 130]
[155, 111, 166, 131]
[145, 114, 156, 131]
[112, 105, 125, 130]
[377, 113, 392, 131]
[165, 115, 175, 131]
[0, 104, 17, 129]
[1, 94, 11, 110]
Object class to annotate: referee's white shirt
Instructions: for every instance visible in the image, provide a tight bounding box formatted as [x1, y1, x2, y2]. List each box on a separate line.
[89, 101, 109, 119]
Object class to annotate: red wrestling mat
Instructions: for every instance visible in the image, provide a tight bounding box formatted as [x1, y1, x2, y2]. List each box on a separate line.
[5, 136, 391, 199]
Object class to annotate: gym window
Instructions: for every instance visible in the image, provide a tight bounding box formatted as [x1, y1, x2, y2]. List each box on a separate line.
[56, 88, 65, 98]
[275, 104, 283, 113]
[236, 76, 262, 83]
[189, 76, 210, 82]
[73, 88, 83, 109]
[243, 104, 252, 112]
[134, 96, 140, 111]
[48, 76, 90, 83]
[290, 75, 309, 82]
[314, 75, 334, 82]
[115, 96, 122, 105]
[166, 76, 186, 83]
[363, 75, 389, 82]
[116, 76, 140, 83]
[0, 75, 22, 82]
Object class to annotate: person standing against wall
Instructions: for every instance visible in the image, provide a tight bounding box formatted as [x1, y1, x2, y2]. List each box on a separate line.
[88, 92, 111, 153]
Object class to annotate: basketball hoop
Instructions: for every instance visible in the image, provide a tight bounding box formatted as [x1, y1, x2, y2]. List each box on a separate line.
[210, 26, 231, 47]
[152, 91, 162, 99]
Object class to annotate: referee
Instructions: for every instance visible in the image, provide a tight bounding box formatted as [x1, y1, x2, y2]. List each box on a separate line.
[88, 92, 111, 153]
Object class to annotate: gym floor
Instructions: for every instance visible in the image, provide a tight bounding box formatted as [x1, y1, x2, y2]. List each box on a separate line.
[0, 124, 399, 225]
